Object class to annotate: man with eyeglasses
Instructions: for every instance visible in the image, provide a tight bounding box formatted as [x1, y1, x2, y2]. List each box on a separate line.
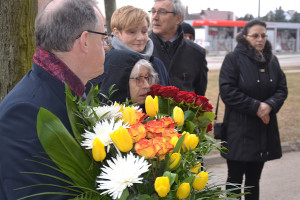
[0, 0, 106, 199]
[149, 0, 208, 96]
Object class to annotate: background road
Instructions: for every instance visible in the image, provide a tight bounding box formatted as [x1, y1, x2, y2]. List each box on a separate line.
[206, 151, 300, 200]
[207, 54, 300, 69]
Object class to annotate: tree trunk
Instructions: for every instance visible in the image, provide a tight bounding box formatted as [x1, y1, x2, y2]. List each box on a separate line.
[104, 0, 116, 34]
[0, 0, 37, 102]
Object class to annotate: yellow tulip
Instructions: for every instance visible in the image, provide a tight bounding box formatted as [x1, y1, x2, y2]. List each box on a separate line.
[192, 171, 209, 191]
[169, 153, 181, 170]
[170, 136, 179, 147]
[145, 95, 159, 118]
[190, 162, 202, 174]
[92, 138, 106, 162]
[176, 183, 190, 200]
[110, 126, 133, 152]
[122, 106, 137, 125]
[154, 176, 170, 198]
[114, 102, 123, 112]
[173, 106, 184, 126]
[182, 132, 199, 152]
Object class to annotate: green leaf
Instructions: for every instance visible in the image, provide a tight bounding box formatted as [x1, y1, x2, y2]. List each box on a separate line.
[118, 188, 129, 200]
[183, 120, 196, 133]
[16, 192, 77, 200]
[36, 108, 99, 192]
[197, 112, 215, 127]
[183, 110, 195, 121]
[158, 97, 170, 114]
[138, 194, 152, 200]
[182, 176, 194, 185]
[65, 83, 84, 143]
[197, 114, 213, 128]
[163, 171, 177, 187]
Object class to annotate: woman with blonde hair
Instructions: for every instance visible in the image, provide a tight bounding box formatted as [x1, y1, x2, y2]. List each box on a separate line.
[106, 5, 169, 86]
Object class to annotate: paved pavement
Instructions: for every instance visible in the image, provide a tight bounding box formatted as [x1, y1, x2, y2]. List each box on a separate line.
[205, 141, 300, 200]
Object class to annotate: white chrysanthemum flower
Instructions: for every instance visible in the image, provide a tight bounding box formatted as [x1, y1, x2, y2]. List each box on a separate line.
[81, 119, 127, 151]
[132, 105, 142, 112]
[97, 152, 151, 200]
[90, 103, 123, 121]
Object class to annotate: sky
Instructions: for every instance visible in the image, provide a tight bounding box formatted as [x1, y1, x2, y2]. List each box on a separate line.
[97, 0, 300, 18]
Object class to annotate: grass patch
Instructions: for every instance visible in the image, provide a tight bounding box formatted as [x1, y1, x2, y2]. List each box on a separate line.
[206, 68, 300, 143]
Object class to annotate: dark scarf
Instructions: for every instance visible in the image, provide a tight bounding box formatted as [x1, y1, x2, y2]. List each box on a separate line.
[235, 32, 273, 64]
[33, 46, 85, 97]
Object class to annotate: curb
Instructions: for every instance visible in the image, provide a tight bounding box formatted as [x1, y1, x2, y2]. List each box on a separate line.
[205, 140, 300, 166]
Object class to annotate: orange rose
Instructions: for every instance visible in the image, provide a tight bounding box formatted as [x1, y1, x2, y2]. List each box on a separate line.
[135, 138, 157, 159]
[160, 117, 177, 129]
[145, 120, 166, 139]
[153, 137, 174, 158]
[135, 109, 147, 123]
[162, 128, 181, 142]
[127, 122, 146, 143]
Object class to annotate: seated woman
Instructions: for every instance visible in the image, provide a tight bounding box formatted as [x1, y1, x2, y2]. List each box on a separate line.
[100, 50, 158, 106]
[107, 5, 169, 86]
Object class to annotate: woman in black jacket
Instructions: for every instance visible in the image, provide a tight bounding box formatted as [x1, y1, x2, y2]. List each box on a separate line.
[108, 5, 170, 86]
[219, 19, 288, 200]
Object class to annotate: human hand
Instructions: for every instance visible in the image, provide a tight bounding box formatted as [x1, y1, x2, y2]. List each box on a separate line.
[257, 102, 272, 124]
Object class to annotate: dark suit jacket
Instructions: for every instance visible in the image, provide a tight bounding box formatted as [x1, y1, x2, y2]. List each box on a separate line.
[0, 63, 74, 199]
[150, 25, 208, 96]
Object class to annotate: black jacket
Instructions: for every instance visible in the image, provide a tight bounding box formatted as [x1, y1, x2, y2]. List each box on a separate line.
[219, 35, 288, 162]
[100, 49, 144, 103]
[150, 25, 208, 96]
[0, 63, 73, 199]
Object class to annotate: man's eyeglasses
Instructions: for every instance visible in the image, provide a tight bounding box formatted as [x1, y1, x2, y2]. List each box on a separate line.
[148, 9, 175, 16]
[247, 33, 268, 39]
[76, 30, 112, 46]
[129, 75, 153, 86]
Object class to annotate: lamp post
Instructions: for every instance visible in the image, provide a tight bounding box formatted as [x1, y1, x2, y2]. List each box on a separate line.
[258, 0, 261, 18]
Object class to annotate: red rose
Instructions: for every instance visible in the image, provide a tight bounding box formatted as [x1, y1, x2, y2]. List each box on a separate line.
[174, 91, 188, 103]
[195, 95, 208, 106]
[203, 103, 213, 112]
[158, 86, 179, 98]
[148, 85, 162, 96]
[206, 123, 213, 133]
[184, 91, 197, 104]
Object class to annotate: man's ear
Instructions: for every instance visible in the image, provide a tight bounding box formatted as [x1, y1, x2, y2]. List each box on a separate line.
[78, 31, 89, 53]
[176, 14, 183, 25]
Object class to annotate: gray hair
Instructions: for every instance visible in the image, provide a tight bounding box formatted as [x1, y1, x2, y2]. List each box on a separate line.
[35, 0, 100, 52]
[154, 0, 186, 22]
[130, 59, 159, 86]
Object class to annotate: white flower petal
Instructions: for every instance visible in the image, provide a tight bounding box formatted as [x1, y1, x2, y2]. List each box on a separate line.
[81, 118, 125, 149]
[97, 152, 151, 200]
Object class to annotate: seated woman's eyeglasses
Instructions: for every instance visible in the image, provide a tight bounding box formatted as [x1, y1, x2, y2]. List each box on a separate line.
[129, 75, 153, 86]
[247, 33, 268, 39]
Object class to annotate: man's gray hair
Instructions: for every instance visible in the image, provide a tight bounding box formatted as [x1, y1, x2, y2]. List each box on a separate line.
[154, 0, 186, 22]
[35, 0, 100, 52]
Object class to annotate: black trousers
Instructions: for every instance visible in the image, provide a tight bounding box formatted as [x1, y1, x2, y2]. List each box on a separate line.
[226, 160, 265, 200]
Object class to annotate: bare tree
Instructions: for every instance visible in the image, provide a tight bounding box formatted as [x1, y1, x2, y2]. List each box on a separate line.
[0, 0, 37, 101]
[104, 0, 116, 34]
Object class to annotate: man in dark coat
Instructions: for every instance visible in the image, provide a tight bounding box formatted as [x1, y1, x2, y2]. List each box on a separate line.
[0, 0, 106, 199]
[149, 0, 208, 96]
[219, 19, 288, 199]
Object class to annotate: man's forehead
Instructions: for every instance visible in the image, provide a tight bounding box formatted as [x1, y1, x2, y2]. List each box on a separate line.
[154, 0, 172, 7]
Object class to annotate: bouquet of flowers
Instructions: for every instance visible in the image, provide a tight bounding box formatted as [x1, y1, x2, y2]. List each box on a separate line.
[21, 84, 240, 199]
